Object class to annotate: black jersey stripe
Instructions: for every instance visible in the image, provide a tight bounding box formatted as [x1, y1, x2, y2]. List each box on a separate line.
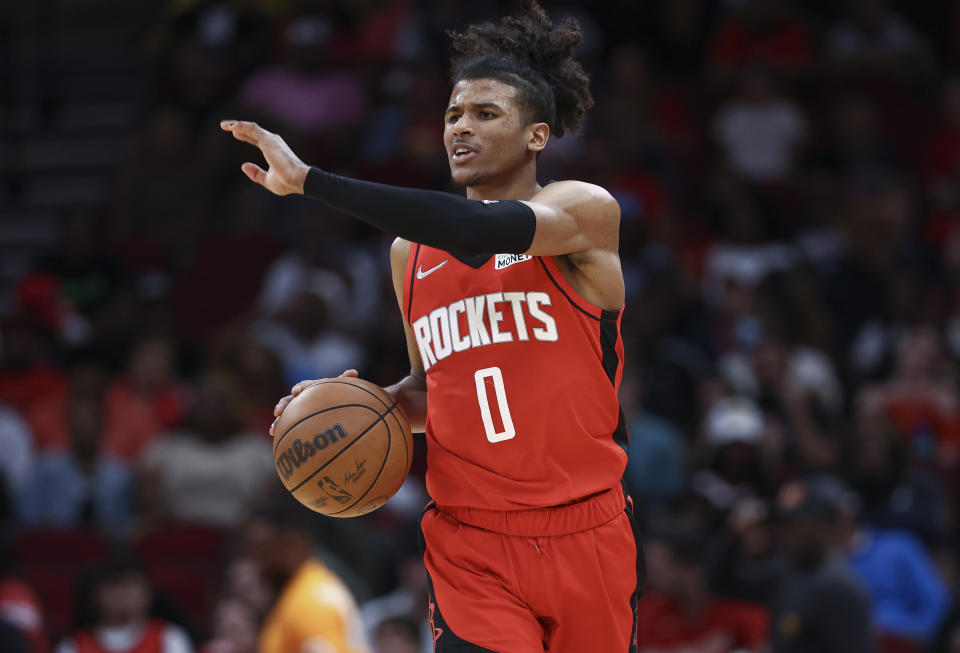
[406, 243, 421, 323]
[624, 498, 646, 653]
[600, 312, 620, 387]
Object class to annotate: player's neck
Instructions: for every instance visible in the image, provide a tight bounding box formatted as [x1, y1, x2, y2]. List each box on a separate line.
[465, 167, 541, 202]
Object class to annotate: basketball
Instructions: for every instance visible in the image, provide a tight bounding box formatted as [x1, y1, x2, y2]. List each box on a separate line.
[272, 377, 412, 518]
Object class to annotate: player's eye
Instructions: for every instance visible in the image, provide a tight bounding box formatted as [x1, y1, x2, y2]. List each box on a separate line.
[445, 113, 460, 123]
[479, 111, 496, 119]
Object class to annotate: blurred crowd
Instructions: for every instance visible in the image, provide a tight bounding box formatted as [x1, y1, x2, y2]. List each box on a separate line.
[5, 0, 960, 652]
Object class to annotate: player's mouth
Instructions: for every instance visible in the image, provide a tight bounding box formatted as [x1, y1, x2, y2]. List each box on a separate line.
[451, 143, 478, 164]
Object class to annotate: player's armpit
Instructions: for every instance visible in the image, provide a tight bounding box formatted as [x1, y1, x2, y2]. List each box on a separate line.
[521, 180, 621, 257]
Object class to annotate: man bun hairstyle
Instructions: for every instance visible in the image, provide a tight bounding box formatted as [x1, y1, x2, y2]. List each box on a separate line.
[449, 1, 593, 138]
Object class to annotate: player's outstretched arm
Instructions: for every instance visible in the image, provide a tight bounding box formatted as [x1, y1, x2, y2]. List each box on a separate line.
[222, 120, 619, 259]
[222, 120, 535, 258]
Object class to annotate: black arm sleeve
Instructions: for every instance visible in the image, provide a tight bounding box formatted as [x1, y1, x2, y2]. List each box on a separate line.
[303, 167, 536, 257]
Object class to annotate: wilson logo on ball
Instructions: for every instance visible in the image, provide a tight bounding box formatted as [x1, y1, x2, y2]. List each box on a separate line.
[277, 423, 348, 480]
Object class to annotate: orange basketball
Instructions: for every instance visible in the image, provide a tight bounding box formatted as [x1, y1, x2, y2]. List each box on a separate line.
[272, 377, 412, 518]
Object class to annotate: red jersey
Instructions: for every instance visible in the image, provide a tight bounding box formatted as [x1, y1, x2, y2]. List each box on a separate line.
[69, 621, 165, 653]
[403, 244, 628, 510]
[636, 594, 769, 653]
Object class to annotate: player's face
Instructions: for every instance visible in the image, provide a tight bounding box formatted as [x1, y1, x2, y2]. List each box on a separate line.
[443, 78, 538, 187]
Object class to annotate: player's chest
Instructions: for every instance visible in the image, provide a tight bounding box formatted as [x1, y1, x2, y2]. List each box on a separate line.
[407, 251, 562, 369]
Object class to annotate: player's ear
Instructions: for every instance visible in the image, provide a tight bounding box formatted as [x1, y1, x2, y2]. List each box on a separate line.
[527, 122, 549, 153]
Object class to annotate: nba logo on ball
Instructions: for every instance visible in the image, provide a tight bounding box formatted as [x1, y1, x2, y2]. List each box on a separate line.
[272, 378, 412, 518]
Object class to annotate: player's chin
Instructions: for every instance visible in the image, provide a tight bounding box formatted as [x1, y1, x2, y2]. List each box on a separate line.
[450, 166, 484, 187]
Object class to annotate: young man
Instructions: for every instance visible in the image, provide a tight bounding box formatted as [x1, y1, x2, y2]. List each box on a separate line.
[222, 3, 643, 651]
[243, 500, 370, 653]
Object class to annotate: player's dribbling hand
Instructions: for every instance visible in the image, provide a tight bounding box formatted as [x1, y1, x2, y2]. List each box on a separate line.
[269, 370, 359, 437]
[220, 120, 310, 196]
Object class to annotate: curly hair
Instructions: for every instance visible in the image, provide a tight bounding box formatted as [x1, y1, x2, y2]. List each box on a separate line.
[448, 1, 593, 138]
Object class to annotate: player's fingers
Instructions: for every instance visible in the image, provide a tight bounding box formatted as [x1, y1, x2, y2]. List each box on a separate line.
[221, 120, 265, 143]
[231, 131, 258, 146]
[273, 394, 294, 417]
[339, 369, 359, 378]
[241, 162, 267, 185]
[291, 379, 321, 395]
[269, 417, 279, 437]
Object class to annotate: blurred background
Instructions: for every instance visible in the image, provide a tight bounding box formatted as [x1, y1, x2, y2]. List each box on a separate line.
[3, 0, 960, 652]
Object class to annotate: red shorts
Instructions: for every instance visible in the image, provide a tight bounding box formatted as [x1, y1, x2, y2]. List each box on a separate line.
[419, 486, 645, 653]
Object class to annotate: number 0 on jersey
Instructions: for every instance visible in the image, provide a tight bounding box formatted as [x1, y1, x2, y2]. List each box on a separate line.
[474, 367, 516, 443]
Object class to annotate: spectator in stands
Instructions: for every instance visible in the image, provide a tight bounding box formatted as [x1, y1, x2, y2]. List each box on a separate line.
[850, 394, 949, 547]
[207, 338, 286, 436]
[57, 555, 192, 653]
[26, 334, 185, 465]
[199, 596, 258, 653]
[621, 369, 686, 508]
[0, 532, 49, 653]
[0, 317, 67, 420]
[636, 513, 770, 652]
[251, 287, 366, 387]
[103, 335, 187, 462]
[840, 493, 951, 649]
[238, 14, 367, 136]
[711, 495, 783, 605]
[720, 332, 842, 473]
[255, 208, 381, 340]
[35, 210, 125, 338]
[858, 326, 959, 456]
[0, 407, 34, 521]
[721, 273, 842, 420]
[372, 616, 421, 653]
[708, 0, 813, 76]
[826, 0, 929, 76]
[770, 476, 875, 653]
[691, 397, 777, 510]
[19, 390, 135, 533]
[242, 498, 369, 653]
[361, 523, 430, 653]
[823, 175, 925, 366]
[713, 68, 808, 184]
[139, 374, 273, 528]
[25, 351, 108, 454]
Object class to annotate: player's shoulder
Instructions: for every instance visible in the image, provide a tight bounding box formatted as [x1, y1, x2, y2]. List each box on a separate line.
[535, 180, 620, 220]
[390, 237, 414, 271]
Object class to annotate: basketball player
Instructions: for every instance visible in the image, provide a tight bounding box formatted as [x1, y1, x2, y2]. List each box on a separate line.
[222, 3, 643, 651]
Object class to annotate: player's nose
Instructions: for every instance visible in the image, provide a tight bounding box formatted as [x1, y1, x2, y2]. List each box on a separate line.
[452, 117, 475, 137]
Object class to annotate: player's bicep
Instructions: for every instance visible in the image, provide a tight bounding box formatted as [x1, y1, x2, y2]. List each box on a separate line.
[389, 237, 426, 378]
[521, 182, 620, 257]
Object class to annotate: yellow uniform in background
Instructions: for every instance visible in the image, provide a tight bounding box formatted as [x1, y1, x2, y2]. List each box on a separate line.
[259, 559, 369, 653]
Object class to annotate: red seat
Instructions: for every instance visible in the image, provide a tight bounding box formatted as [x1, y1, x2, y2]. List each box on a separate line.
[135, 524, 227, 630]
[14, 529, 107, 638]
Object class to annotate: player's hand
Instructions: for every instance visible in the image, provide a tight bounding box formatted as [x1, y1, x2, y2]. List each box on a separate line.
[269, 370, 359, 436]
[220, 120, 310, 196]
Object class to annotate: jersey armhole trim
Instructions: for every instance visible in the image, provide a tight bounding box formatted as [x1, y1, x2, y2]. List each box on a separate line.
[538, 256, 622, 322]
[405, 243, 421, 324]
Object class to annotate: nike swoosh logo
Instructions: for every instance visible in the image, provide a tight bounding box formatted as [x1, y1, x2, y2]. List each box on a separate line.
[416, 260, 449, 279]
